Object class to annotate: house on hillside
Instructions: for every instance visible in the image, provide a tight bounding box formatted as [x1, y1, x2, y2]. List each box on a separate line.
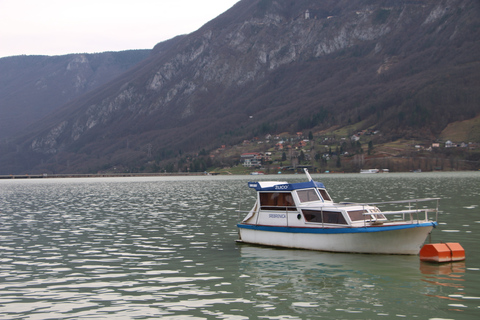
[445, 140, 455, 148]
[297, 140, 307, 148]
[241, 153, 262, 167]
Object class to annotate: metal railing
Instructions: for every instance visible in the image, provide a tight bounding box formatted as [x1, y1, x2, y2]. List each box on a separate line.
[358, 198, 440, 225]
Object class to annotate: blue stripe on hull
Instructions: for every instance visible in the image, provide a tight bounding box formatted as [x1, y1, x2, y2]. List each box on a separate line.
[237, 222, 437, 234]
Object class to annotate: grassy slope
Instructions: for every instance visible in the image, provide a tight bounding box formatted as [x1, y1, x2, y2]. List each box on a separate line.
[439, 115, 480, 143]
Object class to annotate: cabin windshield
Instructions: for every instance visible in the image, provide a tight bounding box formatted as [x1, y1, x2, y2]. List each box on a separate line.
[347, 209, 386, 221]
[259, 192, 295, 211]
[297, 189, 321, 203]
[317, 189, 332, 201]
[347, 210, 369, 221]
[370, 207, 387, 219]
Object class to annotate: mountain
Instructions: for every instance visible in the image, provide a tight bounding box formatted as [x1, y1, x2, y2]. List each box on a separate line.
[0, 50, 150, 139]
[1, 0, 479, 174]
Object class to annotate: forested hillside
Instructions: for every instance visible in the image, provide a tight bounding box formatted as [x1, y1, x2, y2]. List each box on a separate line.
[0, 0, 479, 174]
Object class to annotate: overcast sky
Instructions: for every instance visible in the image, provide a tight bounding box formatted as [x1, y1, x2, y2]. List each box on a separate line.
[0, 0, 240, 58]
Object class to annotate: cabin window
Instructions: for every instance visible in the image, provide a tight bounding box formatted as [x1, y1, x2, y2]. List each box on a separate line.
[260, 192, 295, 211]
[318, 189, 332, 201]
[347, 210, 368, 221]
[297, 189, 320, 203]
[370, 208, 387, 220]
[302, 209, 347, 224]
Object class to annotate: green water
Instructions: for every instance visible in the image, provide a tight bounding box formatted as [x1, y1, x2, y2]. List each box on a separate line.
[0, 172, 479, 319]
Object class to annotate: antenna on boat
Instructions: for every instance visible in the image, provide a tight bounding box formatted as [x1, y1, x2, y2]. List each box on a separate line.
[304, 168, 313, 181]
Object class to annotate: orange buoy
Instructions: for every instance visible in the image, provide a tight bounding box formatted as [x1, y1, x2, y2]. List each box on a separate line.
[445, 242, 466, 262]
[420, 243, 465, 263]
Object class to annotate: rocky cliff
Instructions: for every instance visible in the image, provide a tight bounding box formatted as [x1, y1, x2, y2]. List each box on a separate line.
[1, 0, 479, 174]
[0, 50, 150, 139]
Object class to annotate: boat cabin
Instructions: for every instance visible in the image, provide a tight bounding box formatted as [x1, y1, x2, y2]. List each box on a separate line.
[246, 180, 387, 227]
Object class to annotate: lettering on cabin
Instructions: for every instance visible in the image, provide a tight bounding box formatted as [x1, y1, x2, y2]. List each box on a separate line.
[269, 214, 286, 219]
[274, 185, 289, 190]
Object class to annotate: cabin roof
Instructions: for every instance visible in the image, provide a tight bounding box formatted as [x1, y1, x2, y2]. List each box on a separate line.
[248, 180, 326, 191]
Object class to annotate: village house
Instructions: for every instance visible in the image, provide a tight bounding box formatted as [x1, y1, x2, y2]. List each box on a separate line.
[351, 134, 360, 142]
[241, 152, 263, 167]
[297, 140, 308, 148]
[445, 140, 455, 148]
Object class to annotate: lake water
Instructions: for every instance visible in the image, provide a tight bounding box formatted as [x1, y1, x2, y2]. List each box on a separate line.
[0, 172, 479, 319]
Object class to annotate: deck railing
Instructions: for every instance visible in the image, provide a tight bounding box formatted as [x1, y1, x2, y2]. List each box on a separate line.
[355, 198, 440, 225]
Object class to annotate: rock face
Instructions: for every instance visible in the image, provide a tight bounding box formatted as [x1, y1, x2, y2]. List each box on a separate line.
[1, 0, 479, 174]
[0, 50, 150, 139]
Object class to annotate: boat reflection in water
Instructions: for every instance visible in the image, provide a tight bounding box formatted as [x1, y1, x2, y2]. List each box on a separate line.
[238, 245, 467, 317]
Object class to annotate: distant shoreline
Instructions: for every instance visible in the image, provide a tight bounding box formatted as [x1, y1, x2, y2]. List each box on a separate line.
[0, 172, 211, 179]
[1, 170, 478, 180]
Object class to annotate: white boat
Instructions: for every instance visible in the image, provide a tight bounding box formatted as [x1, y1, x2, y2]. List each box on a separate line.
[237, 169, 438, 255]
[360, 169, 379, 173]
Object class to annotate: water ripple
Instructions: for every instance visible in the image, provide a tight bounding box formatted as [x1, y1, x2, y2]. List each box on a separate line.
[0, 173, 479, 319]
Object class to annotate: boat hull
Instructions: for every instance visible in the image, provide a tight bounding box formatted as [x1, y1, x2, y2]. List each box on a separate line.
[237, 223, 436, 255]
